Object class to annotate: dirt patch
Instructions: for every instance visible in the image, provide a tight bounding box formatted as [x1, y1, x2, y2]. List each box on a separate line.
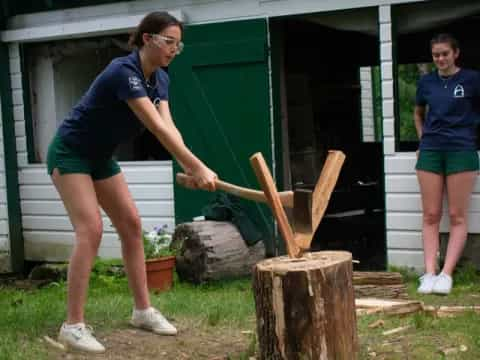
[45, 320, 256, 360]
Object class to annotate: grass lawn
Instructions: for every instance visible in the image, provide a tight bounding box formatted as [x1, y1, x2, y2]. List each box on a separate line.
[1, 261, 479, 359]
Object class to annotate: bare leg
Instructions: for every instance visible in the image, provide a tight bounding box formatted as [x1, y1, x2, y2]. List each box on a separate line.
[417, 170, 444, 274]
[442, 171, 477, 276]
[51, 169, 103, 324]
[94, 173, 150, 310]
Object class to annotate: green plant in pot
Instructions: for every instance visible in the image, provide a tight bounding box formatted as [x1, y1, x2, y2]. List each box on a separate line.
[143, 225, 176, 292]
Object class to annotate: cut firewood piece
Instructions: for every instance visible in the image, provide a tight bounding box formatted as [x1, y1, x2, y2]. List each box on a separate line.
[368, 319, 385, 329]
[423, 305, 480, 318]
[43, 336, 66, 351]
[382, 325, 413, 336]
[353, 271, 404, 285]
[354, 284, 409, 299]
[355, 298, 424, 316]
[253, 251, 358, 359]
[294, 150, 346, 250]
[250, 152, 301, 258]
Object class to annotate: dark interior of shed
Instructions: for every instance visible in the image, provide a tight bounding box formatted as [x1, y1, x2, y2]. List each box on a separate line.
[272, 17, 386, 270]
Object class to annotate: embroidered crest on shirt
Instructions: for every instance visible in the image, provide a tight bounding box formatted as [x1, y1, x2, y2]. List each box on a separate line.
[128, 76, 142, 91]
[453, 84, 464, 98]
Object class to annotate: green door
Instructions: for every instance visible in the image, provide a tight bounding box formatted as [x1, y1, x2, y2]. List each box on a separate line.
[169, 19, 276, 254]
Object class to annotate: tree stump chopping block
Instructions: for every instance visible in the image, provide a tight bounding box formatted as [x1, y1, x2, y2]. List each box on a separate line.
[253, 251, 358, 360]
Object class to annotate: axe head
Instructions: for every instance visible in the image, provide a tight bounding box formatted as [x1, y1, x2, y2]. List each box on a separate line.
[293, 188, 313, 234]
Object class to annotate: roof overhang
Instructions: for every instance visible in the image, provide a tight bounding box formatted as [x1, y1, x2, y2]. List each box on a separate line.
[1, 9, 184, 43]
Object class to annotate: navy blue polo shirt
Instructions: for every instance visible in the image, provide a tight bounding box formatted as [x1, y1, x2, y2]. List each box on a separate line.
[57, 50, 169, 158]
[416, 68, 480, 150]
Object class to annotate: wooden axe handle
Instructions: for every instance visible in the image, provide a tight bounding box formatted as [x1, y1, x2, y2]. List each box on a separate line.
[176, 173, 294, 208]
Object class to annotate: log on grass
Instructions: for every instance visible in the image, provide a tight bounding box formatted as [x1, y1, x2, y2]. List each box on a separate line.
[352, 271, 408, 299]
[352, 271, 404, 286]
[171, 221, 265, 283]
[423, 305, 480, 318]
[355, 298, 423, 316]
[253, 251, 358, 360]
[354, 284, 409, 299]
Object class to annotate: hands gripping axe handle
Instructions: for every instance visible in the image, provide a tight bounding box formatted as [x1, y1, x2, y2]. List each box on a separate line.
[176, 150, 345, 258]
[176, 173, 294, 208]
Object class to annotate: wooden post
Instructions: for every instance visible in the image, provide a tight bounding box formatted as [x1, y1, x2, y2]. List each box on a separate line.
[253, 251, 358, 360]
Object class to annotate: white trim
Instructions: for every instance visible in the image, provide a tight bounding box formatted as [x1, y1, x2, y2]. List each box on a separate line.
[1, 10, 183, 43]
[265, 17, 280, 254]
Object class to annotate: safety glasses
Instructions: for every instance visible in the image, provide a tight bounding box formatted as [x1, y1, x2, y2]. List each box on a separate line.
[150, 34, 184, 55]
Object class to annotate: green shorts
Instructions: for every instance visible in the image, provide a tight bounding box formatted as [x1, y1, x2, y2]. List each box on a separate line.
[416, 150, 479, 175]
[47, 134, 121, 181]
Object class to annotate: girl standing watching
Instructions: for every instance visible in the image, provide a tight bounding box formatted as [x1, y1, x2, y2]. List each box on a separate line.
[415, 33, 480, 295]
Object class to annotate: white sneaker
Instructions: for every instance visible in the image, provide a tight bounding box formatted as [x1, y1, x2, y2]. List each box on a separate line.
[432, 272, 453, 295]
[417, 273, 437, 294]
[130, 307, 177, 335]
[58, 323, 105, 353]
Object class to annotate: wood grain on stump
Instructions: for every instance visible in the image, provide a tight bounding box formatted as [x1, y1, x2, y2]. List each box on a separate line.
[253, 251, 358, 360]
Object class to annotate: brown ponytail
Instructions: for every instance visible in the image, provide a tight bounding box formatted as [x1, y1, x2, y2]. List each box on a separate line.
[128, 11, 183, 49]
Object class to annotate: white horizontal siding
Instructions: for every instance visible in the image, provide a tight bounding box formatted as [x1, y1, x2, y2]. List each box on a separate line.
[22, 215, 174, 232]
[388, 249, 425, 271]
[20, 184, 173, 200]
[386, 194, 480, 212]
[384, 153, 416, 174]
[18, 165, 173, 185]
[0, 75, 10, 272]
[386, 174, 480, 193]
[19, 162, 175, 261]
[387, 212, 480, 233]
[0, 236, 8, 252]
[24, 231, 122, 261]
[387, 231, 422, 250]
[21, 200, 173, 217]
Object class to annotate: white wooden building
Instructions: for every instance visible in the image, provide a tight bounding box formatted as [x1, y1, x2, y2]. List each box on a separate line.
[0, 0, 479, 273]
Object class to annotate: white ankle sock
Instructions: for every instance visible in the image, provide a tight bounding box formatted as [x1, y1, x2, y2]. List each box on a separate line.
[64, 322, 85, 329]
[134, 307, 152, 316]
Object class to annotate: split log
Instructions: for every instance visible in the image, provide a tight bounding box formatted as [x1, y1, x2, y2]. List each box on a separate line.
[171, 221, 265, 283]
[355, 298, 423, 316]
[253, 251, 358, 360]
[352, 272, 408, 299]
[352, 272, 404, 285]
[354, 284, 409, 299]
[423, 305, 480, 318]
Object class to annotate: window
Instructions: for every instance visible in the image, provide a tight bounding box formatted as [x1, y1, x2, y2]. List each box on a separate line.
[396, 63, 434, 149]
[360, 66, 382, 143]
[23, 35, 171, 163]
[392, 1, 480, 151]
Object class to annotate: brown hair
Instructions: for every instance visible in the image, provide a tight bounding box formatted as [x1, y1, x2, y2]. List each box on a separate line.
[430, 33, 459, 52]
[128, 11, 183, 49]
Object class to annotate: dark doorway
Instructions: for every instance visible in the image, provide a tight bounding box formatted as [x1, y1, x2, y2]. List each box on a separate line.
[271, 8, 386, 270]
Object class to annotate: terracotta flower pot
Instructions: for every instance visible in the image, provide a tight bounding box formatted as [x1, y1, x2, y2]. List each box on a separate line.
[145, 256, 175, 292]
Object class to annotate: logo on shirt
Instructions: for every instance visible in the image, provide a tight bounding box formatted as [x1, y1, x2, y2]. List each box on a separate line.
[128, 76, 142, 91]
[453, 84, 464, 98]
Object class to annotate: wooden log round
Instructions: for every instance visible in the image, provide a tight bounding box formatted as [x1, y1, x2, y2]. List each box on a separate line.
[171, 221, 265, 283]
[253, 251, 358, 360]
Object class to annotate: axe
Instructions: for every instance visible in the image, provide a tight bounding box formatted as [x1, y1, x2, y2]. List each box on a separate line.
[176, 150, 345, 257]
